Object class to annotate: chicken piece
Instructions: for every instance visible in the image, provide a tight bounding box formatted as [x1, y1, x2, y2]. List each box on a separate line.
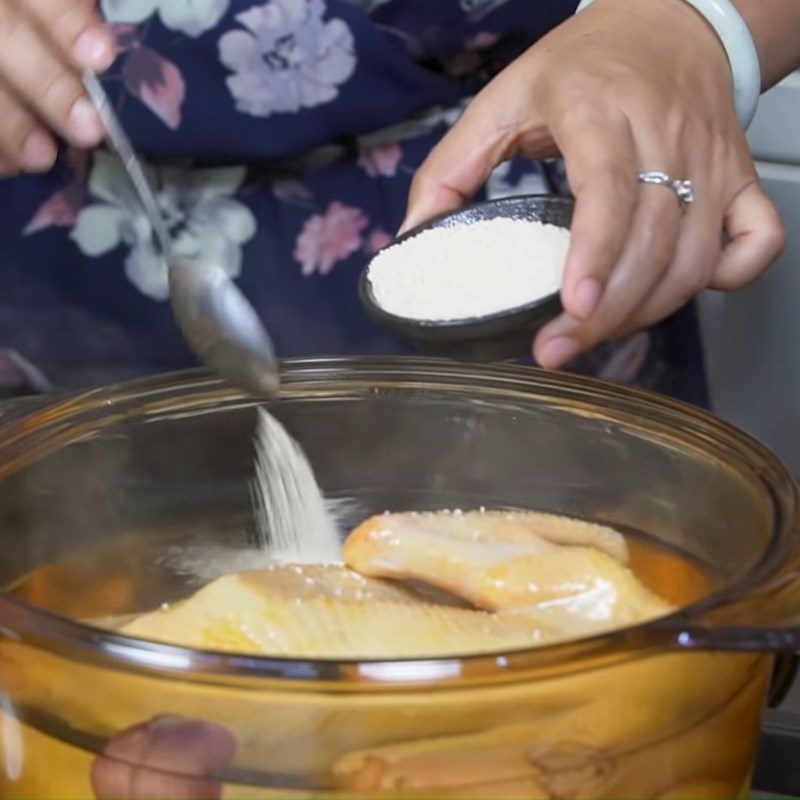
[121, 564, 545, 658]
[333, 724, 612, 798]
[343, 511, 672, 635]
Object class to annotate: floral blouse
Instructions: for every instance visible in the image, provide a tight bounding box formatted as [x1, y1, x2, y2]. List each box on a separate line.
[0, 0, 708, 406]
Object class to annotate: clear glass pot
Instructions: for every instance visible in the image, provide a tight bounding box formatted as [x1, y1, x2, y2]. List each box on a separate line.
[0, 357, 798, 799]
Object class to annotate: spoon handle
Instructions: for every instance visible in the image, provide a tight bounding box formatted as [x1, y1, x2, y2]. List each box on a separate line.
[82, 71, 173, 260]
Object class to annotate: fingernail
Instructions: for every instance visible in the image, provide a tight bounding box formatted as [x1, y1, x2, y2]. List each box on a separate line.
[397, 218, 414, 236]
[73, 28, 115, 70]
[539, 337, 579, 369]
[69, 98, 104, 146]
[573, 278, 601, 319]
[397, 209, 426, 237]
[23, 130, 57, 172]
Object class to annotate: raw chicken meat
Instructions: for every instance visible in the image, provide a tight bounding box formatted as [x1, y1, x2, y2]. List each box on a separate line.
[343, 511, 671, 635]
[121, 510, 671, 658]
[121, 564, 544, 658]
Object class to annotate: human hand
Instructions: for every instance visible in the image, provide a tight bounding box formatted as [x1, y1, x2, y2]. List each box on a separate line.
[0, 0, 115, 177]
[402, 0, 786, 368]
[91, 716, 236, 800]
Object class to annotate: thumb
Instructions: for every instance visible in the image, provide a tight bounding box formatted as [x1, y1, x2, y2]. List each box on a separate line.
[400, 101, 517, 234]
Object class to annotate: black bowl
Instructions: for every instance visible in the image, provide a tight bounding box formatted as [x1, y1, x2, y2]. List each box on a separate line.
[359, 194, 574, 362]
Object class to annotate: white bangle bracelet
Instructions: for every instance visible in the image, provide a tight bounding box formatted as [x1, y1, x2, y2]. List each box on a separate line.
[574, 0, 761, 128]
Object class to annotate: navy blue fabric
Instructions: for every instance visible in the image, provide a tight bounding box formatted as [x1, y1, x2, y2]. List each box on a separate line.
[0, 0, 707, 407]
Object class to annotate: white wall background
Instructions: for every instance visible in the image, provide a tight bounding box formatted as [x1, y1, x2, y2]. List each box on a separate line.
[698, 73, 800, 477]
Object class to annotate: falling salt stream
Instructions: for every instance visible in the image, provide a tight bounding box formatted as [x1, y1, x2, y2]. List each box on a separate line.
[250, 408, 343, 564]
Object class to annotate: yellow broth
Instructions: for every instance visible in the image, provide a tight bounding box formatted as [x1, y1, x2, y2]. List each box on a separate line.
[0, 527, 768, 799]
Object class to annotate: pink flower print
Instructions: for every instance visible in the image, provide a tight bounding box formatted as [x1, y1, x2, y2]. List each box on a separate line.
[294, 202, 368, 276]
[358, 142, 402, 178]
[599, 332, 651, 385]
[465, 32, 500, 51]
[109, 24, 138, 52]
[24, 148, 89, 236]
[23, 182, 85, 235]
[442, 30, 500, 78]
[366, 229, 393, 254]
[122, 46, 186, 130]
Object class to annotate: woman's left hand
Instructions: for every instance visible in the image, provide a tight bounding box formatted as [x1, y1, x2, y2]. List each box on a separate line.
[402, 0, 786, 369]
[91, 716, 236, 800]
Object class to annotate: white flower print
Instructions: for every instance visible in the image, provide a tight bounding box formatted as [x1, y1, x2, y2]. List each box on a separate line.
[218, 0, 356, 118]
[101, 0, 230, 38]
[487, 161, 549, 201]
[71, 151, 257, 301]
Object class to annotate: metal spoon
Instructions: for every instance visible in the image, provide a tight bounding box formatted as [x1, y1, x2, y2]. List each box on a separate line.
[82, 72, 279, 397]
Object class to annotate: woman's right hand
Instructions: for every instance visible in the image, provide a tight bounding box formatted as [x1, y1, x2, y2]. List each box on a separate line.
[0, 0, 115, 177]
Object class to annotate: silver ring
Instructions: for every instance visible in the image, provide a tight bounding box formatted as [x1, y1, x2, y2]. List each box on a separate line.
[637, 171, 695, 207]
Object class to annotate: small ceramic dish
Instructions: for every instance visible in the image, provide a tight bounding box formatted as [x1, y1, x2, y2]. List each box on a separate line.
[359, 194, 574, 361]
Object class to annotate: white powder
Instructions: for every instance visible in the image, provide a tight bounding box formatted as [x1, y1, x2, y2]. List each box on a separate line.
[250, 408, 342, 564]
[368, 218, 570, 321]
[156, 499, 360, 586]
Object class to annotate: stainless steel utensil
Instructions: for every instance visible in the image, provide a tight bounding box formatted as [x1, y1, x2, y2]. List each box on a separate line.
[83, 72, 279, 396]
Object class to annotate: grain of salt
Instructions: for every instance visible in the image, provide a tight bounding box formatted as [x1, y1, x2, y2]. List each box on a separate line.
[368, 218, 570, 321]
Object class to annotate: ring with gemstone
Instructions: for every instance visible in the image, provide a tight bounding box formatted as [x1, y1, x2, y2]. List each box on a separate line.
[637, 171, 695, 208]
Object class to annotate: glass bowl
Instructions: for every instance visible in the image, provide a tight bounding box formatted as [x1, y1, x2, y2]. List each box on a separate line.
[0, 357, 798, 799]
